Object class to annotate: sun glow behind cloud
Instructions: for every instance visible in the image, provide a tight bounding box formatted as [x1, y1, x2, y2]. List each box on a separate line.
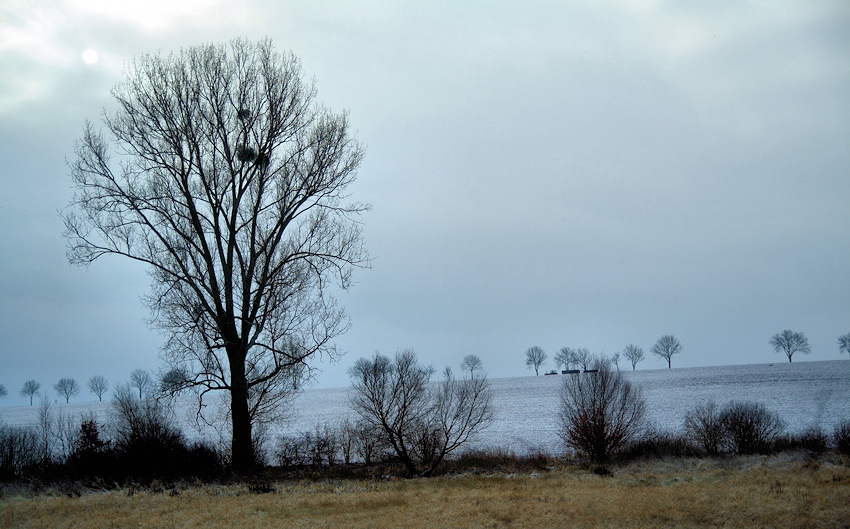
[0, 0, 246, 116]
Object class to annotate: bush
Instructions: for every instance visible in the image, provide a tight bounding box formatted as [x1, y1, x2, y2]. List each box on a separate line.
[683, 401, 725, 456]
[773, 427, 829, 455]
[558, 359, 646, 463]
[0, 425, 38, 480]
[719, 401, 785, 455]
[619, 431, 700, 461]
[834, 420, 850, 456]
[65, 418, 114, 479]
[109, 385, 189, 480]
[275, 424, 341, 468]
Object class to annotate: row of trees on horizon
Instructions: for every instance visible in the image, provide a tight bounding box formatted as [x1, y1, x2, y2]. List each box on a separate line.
[524, 330, 850, 375]
[2, 329, 849, 405]
[0, 369, 156, 406]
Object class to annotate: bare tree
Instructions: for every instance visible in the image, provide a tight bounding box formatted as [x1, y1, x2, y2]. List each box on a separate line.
[769, 330, 810, 363]
[611, 352, 621, 371]
[554, 347, 573, 372]
[62, 39, 368, 471]
[129, 369, 154, 399]
[622, 344, 645, 371]
[840, 333, 850, 357]
[87, 375, 109, 402]
[0, 385, 6, 398]
[651, 335, 682, 369]
[558, 359, 646, 464]
[683, 401, 724, 455]
[349, 349, 493, 477]
[573, 348, 593, 371]
[460, 354, 483, 377]
[525, 346, 547, 376]
[54, 378, 81, 403]
[20, 380, 40, 406]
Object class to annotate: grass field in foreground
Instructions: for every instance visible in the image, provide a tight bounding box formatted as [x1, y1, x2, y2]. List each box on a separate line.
[2, 455, 849, 528]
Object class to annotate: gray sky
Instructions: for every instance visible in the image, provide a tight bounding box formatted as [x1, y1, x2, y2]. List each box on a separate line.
[1, 1, 848, 406]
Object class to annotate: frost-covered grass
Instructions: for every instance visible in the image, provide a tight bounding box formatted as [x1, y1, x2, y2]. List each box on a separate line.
[2, 454, 849, 528]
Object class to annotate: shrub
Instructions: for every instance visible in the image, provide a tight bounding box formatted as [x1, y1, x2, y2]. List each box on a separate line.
[109, 385, 188, 480]
[66, 418, 114, 479]
[558, 359, 646, 463]
[275, 424, 341, 468]
[834, 420, 850, 456]
[620, 431, 700, 461]
[683, 401, 725, 456]
[774, 428, 829, 455]
[0, 425, 38, 480]
[719, 401, 785, 455]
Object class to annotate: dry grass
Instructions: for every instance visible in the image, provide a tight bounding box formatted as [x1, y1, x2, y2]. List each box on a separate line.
[2, 455, 849, 528]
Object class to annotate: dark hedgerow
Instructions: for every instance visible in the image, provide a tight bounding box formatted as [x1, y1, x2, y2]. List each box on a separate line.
[773, 427, 829, 455]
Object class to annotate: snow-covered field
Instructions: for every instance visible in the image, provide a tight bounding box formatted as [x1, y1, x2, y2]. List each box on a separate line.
[2, 360, 848, 455]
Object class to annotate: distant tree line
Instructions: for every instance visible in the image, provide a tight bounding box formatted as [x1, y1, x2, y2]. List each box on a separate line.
[2, 369, 162, 406]
[524, 335, 682, 375]
[522, 330, 850, 374]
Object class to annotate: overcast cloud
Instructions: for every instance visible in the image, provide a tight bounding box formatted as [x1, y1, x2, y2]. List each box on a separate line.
[1, 1, 848, 405]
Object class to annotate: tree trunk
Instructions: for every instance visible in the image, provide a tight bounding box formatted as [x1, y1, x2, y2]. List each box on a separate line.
[229, 352, 254, 473]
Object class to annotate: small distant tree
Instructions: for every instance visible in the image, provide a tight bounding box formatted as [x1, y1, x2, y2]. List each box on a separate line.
[54, 378, 81, 403]
[611, 352, 621, 371]
[0, 384, 6, 398]
[20, 380, 40, 406]
[651, 335, 682, 369]
[622, 344, 645, 371]
[554, 347, 573, 371]
[460, 354, 483, 377]
[525, 346, 547, 376]
[129, 369, 154, 399]
[838, 333, 850, 357]
[769, 330, 810, 363]
[87, 375, 109, 402]
[573, 348, 593, 371]
[558, 359, 646, 464]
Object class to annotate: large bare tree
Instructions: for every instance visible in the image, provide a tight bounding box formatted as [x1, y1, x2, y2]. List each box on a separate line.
[63, 39, 368, 471]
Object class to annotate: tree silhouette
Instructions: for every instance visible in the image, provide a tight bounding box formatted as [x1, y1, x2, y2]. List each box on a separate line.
[62, 39, 368, 471]
[651, 335, 682, 369]
[525, 346, 547, 376]
[54, 378, 80, 403]
[20, 379, 40, 405]
[769, 330, 810, 363]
